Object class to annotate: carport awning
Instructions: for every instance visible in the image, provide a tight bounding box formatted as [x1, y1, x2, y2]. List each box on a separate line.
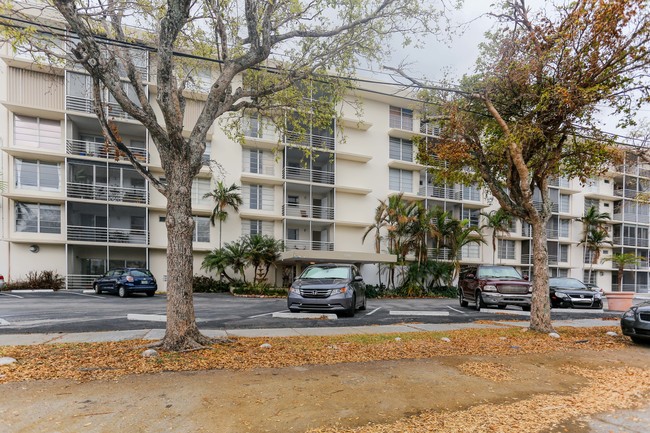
[278, 250, 396, 265]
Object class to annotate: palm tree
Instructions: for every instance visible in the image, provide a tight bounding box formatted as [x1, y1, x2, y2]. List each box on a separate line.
[480, 209, 513, 265]
[579, 228, 612, 282]
[603, 252, 645, 292]
[203, 181, 243, 248]
[244, 234, 283, 284]
[446, 219, 486, 286]
[577, 206, 611, 277]
[362, 199, 388, 254]
[427, 206, 454, 261]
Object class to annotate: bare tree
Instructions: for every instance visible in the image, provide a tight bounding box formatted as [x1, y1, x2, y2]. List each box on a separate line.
[1, 0, 439, 350]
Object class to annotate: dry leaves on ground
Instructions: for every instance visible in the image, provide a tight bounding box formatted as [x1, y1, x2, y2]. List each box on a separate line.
[456, 361, 513, 382]
[0, 326, 629, 384]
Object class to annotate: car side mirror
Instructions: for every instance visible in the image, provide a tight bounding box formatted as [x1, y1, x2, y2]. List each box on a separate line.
[523, 275, 529, 281]
[354, 275, 363, 282]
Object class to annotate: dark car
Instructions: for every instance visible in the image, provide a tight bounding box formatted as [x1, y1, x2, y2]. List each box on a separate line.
[458, 265, 532, 311]
[92, 268, 157, 298]
[549, 277, 603, 309]
[287, 263, 366, 317]
[620, 301, 650, 344]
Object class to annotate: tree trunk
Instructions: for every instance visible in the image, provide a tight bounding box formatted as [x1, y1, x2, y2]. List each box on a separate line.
[529, 220, 554, 333]
[156, 161, 213, 351]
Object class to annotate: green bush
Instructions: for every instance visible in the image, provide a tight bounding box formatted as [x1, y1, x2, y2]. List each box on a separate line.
[364, 284, 387, 299]
[428, 285, 458, 298]
[7, 270, 65, 291]
[231, 283, 288, 297]
[192, 275, 230, 293]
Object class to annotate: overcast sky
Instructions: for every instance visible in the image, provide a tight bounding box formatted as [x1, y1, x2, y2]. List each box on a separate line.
[380, 0, 649, 139]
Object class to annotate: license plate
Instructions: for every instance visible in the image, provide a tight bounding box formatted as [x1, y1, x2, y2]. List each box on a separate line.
[141, 280, 148, 284]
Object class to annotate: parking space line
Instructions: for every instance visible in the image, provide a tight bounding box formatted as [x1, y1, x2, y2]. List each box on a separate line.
[0, 318, 10, 325]
[127, 314, 167, 322]
[447, 306, 466, 314]
[389, 311, 450, 316]
[0, 292, 23, 298]
[249, 310, 288, 319]
[365, 307, 381, 316]
[63, 292, 105, 299]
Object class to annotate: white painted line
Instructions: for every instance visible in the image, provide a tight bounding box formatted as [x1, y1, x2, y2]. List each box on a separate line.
[365, 307, 381, 316]
[480, 308, 530, 316]
[64, 291, 105, 299]
[0, 318, 10, 326]
[127, 314, 167, 322]
[447, 306, 466, 314]
[249, 310, 288, 319]
[0, 292, 23, 298]
[272, 312, 338, 320]
[10, 289, 54, 293]
[389, 311, 450, 316]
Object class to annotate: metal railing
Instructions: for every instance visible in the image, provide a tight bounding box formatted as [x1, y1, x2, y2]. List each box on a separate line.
[284, 240, 334, 251]
[284, 131, 335, 151]
[419, 122, 441, 137]
[283, 203, 334, 220]
[243, 124, 279, 141]
[66, 139, 148, 162]
[66, 274, 99, 290]
[283, 166, 334, 184]
[67, 182, 148, 204]
[67, 225, 148, 244]
[611, 284, 648, 293]
[66, 96, 135, 120]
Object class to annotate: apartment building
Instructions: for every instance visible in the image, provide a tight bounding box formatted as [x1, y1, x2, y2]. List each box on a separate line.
[1, 41, 649, 293]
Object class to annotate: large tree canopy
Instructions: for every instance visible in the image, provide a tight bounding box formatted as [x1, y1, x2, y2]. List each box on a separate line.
[391, 0, 650, 332]
[0, 0, 442, 350]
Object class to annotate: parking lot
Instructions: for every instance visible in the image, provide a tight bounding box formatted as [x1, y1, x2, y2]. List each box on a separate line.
[0, 290, 622, 335]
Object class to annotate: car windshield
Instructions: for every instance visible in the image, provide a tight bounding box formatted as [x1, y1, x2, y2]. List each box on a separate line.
[300, 266, 351, 279]
[128, 269, 153, 277]
[476, 266, 523, 279]
[550, 278, 587, 289]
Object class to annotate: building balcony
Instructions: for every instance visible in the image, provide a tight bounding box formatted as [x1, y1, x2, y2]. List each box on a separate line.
[283, 166, 334, 185]
[66, 95, 135, 121]
[284, 239, 334, 251]
[67, 182, 148, 204]
[66, 139, 148, 162]
[67, 225, 148, 244]
[284, 131, 335, 151]
[283, 203, 334, 220]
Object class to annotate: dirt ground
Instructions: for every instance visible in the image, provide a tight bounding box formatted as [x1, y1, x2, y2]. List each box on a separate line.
[1, 345, 649, 433]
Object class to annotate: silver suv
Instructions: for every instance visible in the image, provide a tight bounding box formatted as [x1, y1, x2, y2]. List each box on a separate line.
[288, 263, 366, 317]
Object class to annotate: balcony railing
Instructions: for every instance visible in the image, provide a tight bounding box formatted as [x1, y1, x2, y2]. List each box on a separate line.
[284, 131, 335, 151]
[612, 284, 649, 293]
[419, 122, 441, 137]
[66, 96, 135, 120]
[243, 124, 279, 142]
[67, 274, 99, 290]
[522, 254, 559, 265]
[283, 166, 334, 184]
[67, 182, 148, 204]
[67, 225, 148, 244]
[66, 139, 148, 162]
[427, 248, 452, 261]
[283, 203, 334, 220]
[614, 189, 640, 198]
[284, 239, 334, 251]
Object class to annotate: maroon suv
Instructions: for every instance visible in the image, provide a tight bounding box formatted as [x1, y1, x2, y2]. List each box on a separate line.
[458, 265, 532, 311]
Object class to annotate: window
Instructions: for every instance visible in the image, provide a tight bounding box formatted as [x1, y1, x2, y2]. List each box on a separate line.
[15, 202, 61, 233]
[559, 244, 569, 263]
[461, 243, 480, 259]
[389, 168, 413, 193]
[287, 228, 299, 240]
[498, 239, 516, 260]
[244, 184, 273, 210]
[14, 115, 60, 150]
[559, 219, 570, 238]
[15, 159, 61, 191]
[583, 270, 596, 285]
[191, 178, 211, 205]
[202, 142, 211, 165]
[242, 219, 274, 236]
[389, 137, 413, 162]
[244, 149, 263, 174]
[389, 106, 413, 130]
[559, 194, 570, 213]
[193, 216, 210, 242]
[250, 185, 262, 210]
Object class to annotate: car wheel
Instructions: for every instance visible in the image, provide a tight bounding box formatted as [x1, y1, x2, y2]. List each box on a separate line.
[93, 284, 102, 295]
[118, 286, 128, 298]
[359, 294, 367, 311]
[344, 295, 356, 317]
[459, 289, 469, 308]
[146, 291, 155, 297]
[630, 336, 646, 344]
[522, 305, 531, 312]
[475, 292, 484, 312]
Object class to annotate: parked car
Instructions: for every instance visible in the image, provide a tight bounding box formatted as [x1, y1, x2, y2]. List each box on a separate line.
[549, 277, 603, 309]
[620, 301, 650, 344]
[458, 265, 532, 311]
[287, 263, 366, 317]
[92, 268, 157, 298]
[584, 282, 605, 294]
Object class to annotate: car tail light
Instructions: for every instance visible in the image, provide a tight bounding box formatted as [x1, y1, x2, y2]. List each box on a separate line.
[126, 276, 134, 282]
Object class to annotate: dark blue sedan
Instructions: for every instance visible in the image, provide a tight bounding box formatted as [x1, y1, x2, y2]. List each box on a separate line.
[92, 268, 157, 298]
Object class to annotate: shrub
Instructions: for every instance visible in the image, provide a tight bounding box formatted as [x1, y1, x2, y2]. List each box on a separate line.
[364, 284, 387, 299]
[192, 275, 230, 293]
[7, 270, 65, 291]
[231, 283, 288, 297]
